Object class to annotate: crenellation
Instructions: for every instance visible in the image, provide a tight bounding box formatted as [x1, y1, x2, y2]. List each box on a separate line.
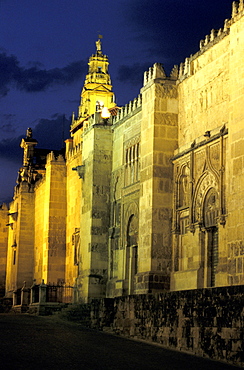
[113, 94, 142, 124]
[170, 65, 178, 80]
[239, 0, 244, 12]
[179, 63, 184, 78]
[204, 34, 210, 46]
[183, 58, 190, 75]
[217, 28, 222, 37]
[46, 151, 55, 164]
[223, 18, 230, 32]
[143, 63, 167, 86]
[199, 39, 205, 50]
[179, 58, 193, 80]
[232, 1, 239, 17]
[57, 154, 65, 163]
[125, 103, 129, 115]
[66, 142, 82, 160]
[210, 29, 218, 41]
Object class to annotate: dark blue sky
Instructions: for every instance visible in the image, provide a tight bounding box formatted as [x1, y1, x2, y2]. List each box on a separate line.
[0, 0, 234, 203]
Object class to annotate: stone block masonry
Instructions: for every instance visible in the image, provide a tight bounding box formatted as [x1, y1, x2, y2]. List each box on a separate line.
[89, 286, 244, 367]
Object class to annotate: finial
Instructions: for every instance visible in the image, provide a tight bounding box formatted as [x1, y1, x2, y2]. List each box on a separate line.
[96, 34, 103, 53]
[26, 127, 32, 139]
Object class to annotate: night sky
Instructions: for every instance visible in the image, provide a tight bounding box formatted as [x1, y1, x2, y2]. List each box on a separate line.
[0, 0, 234, 203]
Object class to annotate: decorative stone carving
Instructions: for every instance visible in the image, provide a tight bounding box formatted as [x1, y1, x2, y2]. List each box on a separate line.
[179, 165, 190, 208]
[156, 84, 178, 99]
[209, 143, 220, 172]
[160, 113, 178, 126]
[193, 171, 219, 224]
[194, 150, 205, 182]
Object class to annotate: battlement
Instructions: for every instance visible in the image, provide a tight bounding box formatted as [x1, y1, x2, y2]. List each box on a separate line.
[178, 1, 244, 82]
[232, 0, 244, 19]
[66, 143, 82, 160]
[178, 27, 229, 81]
[143, 63, 178, 86]
[46, 151, 65, 165]
[113, 94, 142, 124]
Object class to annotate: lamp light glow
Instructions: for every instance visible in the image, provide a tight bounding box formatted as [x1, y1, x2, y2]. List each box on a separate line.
[101, 107, 111, 119]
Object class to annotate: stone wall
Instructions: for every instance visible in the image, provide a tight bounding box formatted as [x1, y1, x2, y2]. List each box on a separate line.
[89, 286, 244, 367]
[0, 204, 8, 296]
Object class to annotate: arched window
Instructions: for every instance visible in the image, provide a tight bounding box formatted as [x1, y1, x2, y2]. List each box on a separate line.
[125, 214, 138, 294]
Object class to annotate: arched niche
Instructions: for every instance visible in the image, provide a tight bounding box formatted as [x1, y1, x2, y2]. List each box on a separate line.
[178, 165, 190, 208]
[203, 188, 219, 229]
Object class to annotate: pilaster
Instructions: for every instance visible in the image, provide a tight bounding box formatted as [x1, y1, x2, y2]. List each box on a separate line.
[136, 63, 178, 293]
[76, 118, 112, 302]
[42, 153, 66, 284]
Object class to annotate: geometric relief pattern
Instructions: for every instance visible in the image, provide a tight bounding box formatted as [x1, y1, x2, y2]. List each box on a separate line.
[194, 150, 205, 182]
[209, 143, 220, 173]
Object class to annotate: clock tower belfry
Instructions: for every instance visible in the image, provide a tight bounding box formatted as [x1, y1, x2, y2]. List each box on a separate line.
[72, 36, 116, 134]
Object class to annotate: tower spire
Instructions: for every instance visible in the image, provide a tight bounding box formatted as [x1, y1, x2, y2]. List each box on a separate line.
[70, 37, 116, 133]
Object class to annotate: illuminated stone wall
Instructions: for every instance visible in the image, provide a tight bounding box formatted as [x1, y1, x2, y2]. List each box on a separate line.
[228, 6, 244, 287]
[4, 3, 244, 305]
[76, 123, 113, 302]
[41, 153, 66, 284]
[5, 183, 35, 298]
[65, 144, 82, 289]
[171, 3, 244, 290]
[137, 64, 178, 294]
[107, 96, 142, 297]
[0, 204, 8, 295]
[34, 179, 45, 283]
[33, 153, 66, 285]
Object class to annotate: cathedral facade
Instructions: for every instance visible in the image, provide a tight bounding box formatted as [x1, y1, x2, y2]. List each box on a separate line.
[2, 1, 244, 308]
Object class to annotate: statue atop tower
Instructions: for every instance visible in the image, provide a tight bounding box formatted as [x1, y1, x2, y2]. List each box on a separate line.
[95, 34, 103, 54]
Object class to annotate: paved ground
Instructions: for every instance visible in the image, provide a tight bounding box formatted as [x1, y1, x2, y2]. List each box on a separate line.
[0, 314, 240, 370]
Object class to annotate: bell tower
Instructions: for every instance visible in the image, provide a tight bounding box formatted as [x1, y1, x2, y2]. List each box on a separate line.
[71, 36, 116, 135]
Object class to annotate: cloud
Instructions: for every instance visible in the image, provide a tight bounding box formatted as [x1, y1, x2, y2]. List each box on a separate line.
[0, 114, 71, 204]
[0, 114, 71, 161]
[0, 52, 87, 97]
[0, 137, 22, 162]
[33, 114, 70, 149]
[0, 114, 17, 135]
[117, 62, 151, 85]
[0, 53, 19, 97]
